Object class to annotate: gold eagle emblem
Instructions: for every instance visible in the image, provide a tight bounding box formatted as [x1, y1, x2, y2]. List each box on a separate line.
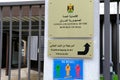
[67, 3, 74, 13]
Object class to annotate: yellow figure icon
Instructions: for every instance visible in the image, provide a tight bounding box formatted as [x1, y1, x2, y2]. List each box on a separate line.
[65, 64, 71, 77]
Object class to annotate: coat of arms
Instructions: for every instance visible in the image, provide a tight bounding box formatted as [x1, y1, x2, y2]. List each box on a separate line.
[67, 3, 74, 13]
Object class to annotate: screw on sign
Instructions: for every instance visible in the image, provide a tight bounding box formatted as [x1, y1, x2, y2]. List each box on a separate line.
[56, 64, 61, 77]
[75, 64, 81, 78]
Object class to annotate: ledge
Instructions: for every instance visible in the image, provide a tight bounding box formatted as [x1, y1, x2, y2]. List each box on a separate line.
[0, 1, 45, 6]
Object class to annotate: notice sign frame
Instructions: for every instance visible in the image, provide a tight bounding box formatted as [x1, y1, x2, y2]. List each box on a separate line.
[53, 59, 83, 80]
[48, 0, 93, 38]
[48, 40, 93, 58]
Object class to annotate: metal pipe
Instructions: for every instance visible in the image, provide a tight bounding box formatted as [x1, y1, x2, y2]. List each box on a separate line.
[8, 6, 13, 80]
[18, 6, 22, 80]
[38, 5, 42, 80]
[117, 1, 120, 80]
[28, 5, 32, 80]
[103, 0, 111, 80]
[0, 6, 3, 80]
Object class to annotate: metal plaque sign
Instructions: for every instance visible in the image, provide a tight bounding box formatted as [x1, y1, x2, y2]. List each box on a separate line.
[53, 59, 83, 80]
[48, 40, 93, 58]
[48, 0, 93, 38]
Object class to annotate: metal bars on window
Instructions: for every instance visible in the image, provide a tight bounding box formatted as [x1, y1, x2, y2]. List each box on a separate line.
[0, 4, 44, 80]
[18, 6, 22, 80]
[8, 6, 13, 80]
[38, 5, 42, 80]
[103, 0, 120, 80]
[116, 1, 120, 80]
[103, 0, 111, 80]
[28, 5, 32, 80]
[0, 6, 3, 80]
